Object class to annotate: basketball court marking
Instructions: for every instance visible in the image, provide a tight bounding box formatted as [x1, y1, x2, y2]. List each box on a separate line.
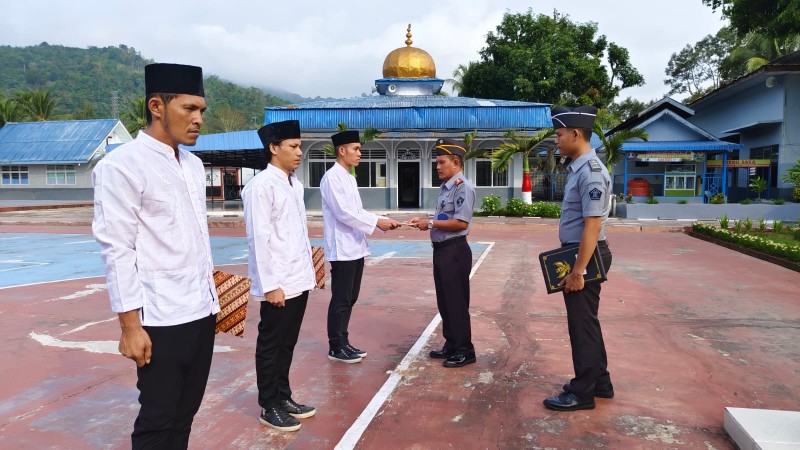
[335, 241, 496, 450]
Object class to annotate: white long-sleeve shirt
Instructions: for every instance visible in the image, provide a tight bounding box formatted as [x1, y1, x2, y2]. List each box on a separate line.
[320, 163, 379, 261]
[242, 164, 315, 300]
[92, 131, 219, 326]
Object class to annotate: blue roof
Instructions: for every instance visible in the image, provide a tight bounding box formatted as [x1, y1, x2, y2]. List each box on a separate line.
[264, 95, 551, 131]
[0, 119, 122, 164]
[182, 130, 263, 151]
[620, 140, 743, 152]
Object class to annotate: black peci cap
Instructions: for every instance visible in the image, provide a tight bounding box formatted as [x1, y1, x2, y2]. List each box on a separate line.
[145, 63, 205, 97]
[331, 130, 360, 148]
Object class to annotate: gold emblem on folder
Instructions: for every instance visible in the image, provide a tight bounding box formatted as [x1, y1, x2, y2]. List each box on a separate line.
[554, 261, 571, 279]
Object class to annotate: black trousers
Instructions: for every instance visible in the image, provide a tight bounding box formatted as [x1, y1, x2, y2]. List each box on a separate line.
[327, 258, 364, 350]
[255, 292, 309, 409]
[132, 314, 216, 450]
[432, 239, 474, 354]
[562, 242, 613, 400]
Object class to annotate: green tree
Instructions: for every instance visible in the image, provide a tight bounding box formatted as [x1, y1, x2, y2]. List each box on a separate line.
[664, 26, 737, 101]
[490, 128, 555, 203]
[205, 105, 250, 133]
[702, 0, 800, 39]
[749, 176, 768, 200]
[459, 9, 644, 107]
[607, 97, 652, 123]
[121, 97, 147, 134]
[593, 122, 649, 175]
[15, 89, 57, 121]
[444, 63, 470, 95]
[0, 97, 26, 128]
[73, 101, 97, 120]
[322, 123, 381, 176]
[780, 159, 800, 201]
[722, 32, 800, 77]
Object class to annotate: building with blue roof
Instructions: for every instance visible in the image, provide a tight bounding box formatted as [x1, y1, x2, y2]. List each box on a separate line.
[186, 26, 552, 209]
[605, 50, 800, 203]
[0, 119, 131, 200]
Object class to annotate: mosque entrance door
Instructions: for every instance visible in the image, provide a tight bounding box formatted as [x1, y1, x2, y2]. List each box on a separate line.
[398, 161, 420, 208]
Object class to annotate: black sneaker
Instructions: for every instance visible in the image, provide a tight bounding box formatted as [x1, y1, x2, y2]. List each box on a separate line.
[259, 407, 301, 432]
[281, 399, 316, 419]
[328, 348, 362, 363]
[345, 344, 367, 357]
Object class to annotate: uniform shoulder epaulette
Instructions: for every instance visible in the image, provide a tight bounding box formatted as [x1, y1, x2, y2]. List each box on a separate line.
[589, 159, 602, 172]
[454, 178, 464, 186]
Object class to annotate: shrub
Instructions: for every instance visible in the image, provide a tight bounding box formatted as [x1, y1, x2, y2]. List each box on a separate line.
[773, 198, 785, 205]
[480, 194, 502, 215]
[744, 217, 753, 232]
[733, 220, 742, 233]
[719, 214, 729, 229]
[794, 228, 800, 241]
[774, 220, 784, 233]
[677, 199, 688, 204]
[505, 198, 528, 216]
[625, 193, 633, 204]
[740, 199, 752, 205]
[710, 193, 726, 204]
[692, 223, 800, 263]
[759, 217, 767, 232]
[529, 202, 561, 218]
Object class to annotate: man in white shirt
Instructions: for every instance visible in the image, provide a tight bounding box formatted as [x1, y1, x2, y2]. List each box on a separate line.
[320, 130, 400, 363]
[243, 120, 316, 432]
[92, 63, 220, 449]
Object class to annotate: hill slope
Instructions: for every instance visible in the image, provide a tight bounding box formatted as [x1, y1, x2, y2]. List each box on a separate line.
[0, 43, 293, 131]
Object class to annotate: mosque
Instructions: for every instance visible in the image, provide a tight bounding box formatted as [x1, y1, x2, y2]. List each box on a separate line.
[190, 25, 552, 209]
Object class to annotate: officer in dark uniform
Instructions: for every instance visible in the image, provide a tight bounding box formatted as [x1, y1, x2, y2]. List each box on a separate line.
[409, 138, 476, 368]
[543, 106, 614, 412]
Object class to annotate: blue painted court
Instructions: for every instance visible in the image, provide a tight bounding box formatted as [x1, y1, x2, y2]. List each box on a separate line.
[0, 233, 488, 288]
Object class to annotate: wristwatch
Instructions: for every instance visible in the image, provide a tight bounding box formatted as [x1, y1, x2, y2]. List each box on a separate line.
[428, 219, 434, 230]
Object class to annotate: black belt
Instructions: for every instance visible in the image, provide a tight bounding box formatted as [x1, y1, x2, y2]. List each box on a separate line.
[562, 239, 608, 247]
[432, 236, 467, 249]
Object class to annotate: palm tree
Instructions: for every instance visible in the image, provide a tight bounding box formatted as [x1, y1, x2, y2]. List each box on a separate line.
[593, 122, 648, 176]
[322, 122, 381, 176]
[120, 97, 147, 134]
[724, 32, 800, 75]
[0, 98, 26, 128]
[491, 128, 555, 203]
[444, 63, 470, 96]
[15, 90, 58, 121]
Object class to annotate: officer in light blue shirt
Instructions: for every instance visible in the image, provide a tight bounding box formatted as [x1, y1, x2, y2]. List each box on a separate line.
[410, 138, 476, 368]
[543, 106, 615, 413]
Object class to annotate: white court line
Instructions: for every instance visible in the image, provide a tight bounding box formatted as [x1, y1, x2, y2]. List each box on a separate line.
[0, 275, 102, 291]
[366, 251, 396, 266]
[334, 241, 496, 450]
[64, 240, 97, 245]
[61, 316, 117, 335]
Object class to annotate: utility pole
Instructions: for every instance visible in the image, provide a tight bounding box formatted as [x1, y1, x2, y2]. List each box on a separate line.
[110, 90, 119, 119]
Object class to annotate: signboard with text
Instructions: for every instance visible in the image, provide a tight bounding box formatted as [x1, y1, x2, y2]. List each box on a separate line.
[633, 152, 699, 162]
[706, 159, 771, 168]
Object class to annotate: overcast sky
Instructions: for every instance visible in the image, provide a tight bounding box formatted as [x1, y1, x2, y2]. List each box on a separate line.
[3, 0, 727, 103]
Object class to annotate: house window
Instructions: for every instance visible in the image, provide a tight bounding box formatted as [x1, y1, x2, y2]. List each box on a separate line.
[749, 145, 779, 187]
[1, 165, 30, 185]
[46, 165, 77, 185]
[475, 150, 508, 187]
[307, 148, 335, 188]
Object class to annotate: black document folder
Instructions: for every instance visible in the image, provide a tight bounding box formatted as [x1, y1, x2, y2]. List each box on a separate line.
[538, 243, 607, 294]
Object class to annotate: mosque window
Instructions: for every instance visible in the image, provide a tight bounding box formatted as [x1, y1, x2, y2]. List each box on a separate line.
[354, 148, 387, 188]
[308, 147, 335, 188]
[46, 165, 77, 185]
[1, 165, 30, 185]
[475, 150, 508, 187]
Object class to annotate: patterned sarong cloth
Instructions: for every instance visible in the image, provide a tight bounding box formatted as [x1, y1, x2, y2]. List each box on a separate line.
[213, 270, 251, 337]
[312, 246, 325, 289]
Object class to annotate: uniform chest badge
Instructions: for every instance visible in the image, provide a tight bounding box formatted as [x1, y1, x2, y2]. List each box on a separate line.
[588, 188, 602, 201]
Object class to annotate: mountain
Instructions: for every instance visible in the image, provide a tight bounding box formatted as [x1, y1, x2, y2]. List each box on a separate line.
[0, 43, 300, 131]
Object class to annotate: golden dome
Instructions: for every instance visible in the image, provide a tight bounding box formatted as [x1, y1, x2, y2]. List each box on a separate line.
[382, 24, 436, 78]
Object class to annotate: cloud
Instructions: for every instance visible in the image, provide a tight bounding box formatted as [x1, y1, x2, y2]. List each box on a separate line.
[2, 0, 725, 102]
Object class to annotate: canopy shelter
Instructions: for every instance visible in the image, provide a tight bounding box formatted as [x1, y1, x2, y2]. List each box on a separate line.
[180, 130, 266, 170]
